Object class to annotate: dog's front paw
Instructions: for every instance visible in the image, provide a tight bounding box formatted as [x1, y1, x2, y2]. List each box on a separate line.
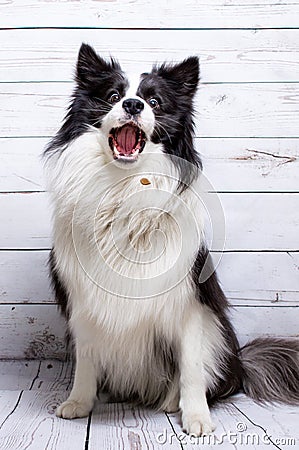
[182, 412, 215, 436]
[56, 399, 92, 419]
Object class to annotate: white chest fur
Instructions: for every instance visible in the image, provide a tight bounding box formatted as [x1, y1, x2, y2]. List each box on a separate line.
[46, 132, 207, 382]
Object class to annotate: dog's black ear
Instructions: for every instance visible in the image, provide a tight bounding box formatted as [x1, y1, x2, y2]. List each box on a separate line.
[157, 57, 200, 96]
[76, 43, 121, 85]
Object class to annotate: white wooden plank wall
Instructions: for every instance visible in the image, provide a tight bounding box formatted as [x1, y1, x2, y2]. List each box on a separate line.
[0, 1, 298, 359]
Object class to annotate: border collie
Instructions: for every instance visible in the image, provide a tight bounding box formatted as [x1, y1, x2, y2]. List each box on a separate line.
[44, 43, 299, 436]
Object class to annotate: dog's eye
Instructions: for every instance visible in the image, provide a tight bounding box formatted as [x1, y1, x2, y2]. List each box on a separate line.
[148, 98, 160, 109]
[109, 92, 121, 104]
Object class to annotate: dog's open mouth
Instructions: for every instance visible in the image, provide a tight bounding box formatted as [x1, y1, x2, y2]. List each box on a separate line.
[109, 123, 146, 162]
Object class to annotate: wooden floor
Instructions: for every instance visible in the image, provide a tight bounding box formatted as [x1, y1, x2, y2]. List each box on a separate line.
[0, 360, 297, 449]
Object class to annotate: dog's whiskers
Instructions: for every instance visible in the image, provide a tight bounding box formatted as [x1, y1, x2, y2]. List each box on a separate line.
[155, 121, 173, 144]
[91, 117, 104, 127]
[164, 116, 182, 127]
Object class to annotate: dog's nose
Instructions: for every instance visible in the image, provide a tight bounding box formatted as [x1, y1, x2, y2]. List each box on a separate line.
[123, 98, 144, 115]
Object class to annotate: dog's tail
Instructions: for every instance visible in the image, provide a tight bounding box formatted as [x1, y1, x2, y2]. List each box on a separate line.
[239, 337, 299, 404]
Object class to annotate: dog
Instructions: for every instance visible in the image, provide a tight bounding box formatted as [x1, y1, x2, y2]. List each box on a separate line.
[44, 43, 299, 436]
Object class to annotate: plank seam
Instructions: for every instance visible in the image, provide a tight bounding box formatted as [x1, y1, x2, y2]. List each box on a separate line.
[1, 192, 298, 195]
[165, 412, 185, 450]
[0, 390, 24, 430]
[0, 303, 297, 308]
[2, 81, 299, 85]
[1, 249, 299, 253]
[231, 305, 299, 308]
[231, 402, 282, 450]
[84, 412, 92, 450]
[1, 27, 299, 31]
[29, 360, 42, 390]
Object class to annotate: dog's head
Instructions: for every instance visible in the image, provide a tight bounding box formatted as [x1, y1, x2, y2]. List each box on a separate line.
[46, 43, 201, 187]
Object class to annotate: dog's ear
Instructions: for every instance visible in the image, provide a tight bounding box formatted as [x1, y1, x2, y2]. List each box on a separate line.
[157, 57, 200, 96]
[76, 43, 121, 85]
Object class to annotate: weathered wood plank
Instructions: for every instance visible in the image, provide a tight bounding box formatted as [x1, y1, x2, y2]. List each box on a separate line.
[89, 402, 179, 450]
[201, 138, 299, 193]
[231, 306, 299, 347]
[213, 193, 299, 251]
[1, 83, 299, 138]
[0, 251, 52, 302]
[0, 84, 68, 138]
[0, 138, 45, 192]
[0, 304, 297, 359]
[0, 192, 52, 249]
[230, 395, 298, 449]
[198, 83, 299, 138]
[0, 360, 73, 391]
[0, 390, 88, 450]
[1, 138, 299, 193]
[0, 305, 66, 360]
[0, 360, 39, 390]
[1, 0, 299, 29]
[30, 360, 73, 392]
[0, 390, 22, 425]
[1, 250, 298, 306]
[1, 192, 298, 251]
[216, 251, 299, 305]
[2, 29, 299, 83]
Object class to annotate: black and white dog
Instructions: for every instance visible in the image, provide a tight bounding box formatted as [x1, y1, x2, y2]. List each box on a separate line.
[44, 43, 299, 436]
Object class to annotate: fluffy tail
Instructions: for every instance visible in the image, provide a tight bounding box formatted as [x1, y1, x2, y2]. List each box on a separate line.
[239, 337, 299, 405]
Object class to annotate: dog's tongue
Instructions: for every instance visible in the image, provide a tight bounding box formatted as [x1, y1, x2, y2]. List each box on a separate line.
[116, 125, 137, 154]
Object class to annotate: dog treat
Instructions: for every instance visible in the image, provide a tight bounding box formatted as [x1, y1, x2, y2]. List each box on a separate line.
[140, 178, 151, 185]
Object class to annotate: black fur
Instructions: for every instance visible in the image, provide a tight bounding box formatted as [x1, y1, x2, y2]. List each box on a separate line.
[240, 337, 299, 404]
[48, 249, 72, 356]
[137, 58, 202, 190]
[48, 249, 69, 318]
[192, 247, 243, 402]
[44, 43, 128, 156]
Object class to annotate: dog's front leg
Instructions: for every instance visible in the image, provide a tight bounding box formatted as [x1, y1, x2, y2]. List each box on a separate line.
[56, 346, 97, 419]
[179, 309, 215, 436]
